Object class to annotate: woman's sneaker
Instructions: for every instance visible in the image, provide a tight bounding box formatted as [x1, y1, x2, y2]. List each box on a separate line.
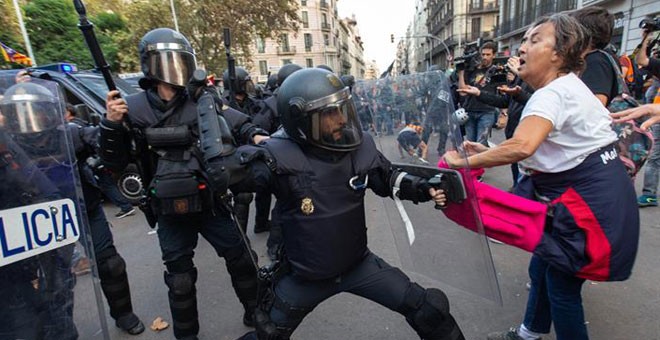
[637, 194, 658, 207]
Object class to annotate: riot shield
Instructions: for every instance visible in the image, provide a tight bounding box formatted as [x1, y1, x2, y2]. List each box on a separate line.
[354, 71, 501, 303]
[0, 73, 109, 339]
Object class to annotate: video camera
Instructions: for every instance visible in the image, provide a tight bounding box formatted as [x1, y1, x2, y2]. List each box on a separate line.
[640, 17, 660, 32]
[454, 44, 481, 72]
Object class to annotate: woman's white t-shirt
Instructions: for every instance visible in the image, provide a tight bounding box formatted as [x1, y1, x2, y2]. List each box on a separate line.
[519, 73, 618, 173]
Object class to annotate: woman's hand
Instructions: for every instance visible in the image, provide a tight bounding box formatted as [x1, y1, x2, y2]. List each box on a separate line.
[456, 85, 480, 97]
[105, 90, 128, 123]
[442, 150, 466, 169]
[610, 103, 660, 130]
[429, 188, 446, 207]
[463, 141, 489, 155]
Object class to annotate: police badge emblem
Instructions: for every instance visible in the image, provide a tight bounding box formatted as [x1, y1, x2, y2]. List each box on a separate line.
[174, 199, 189, 214]
[301, 197, 314, 215]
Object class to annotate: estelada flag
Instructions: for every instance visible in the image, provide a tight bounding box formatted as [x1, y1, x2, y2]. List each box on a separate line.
[0, 41, 32, 66]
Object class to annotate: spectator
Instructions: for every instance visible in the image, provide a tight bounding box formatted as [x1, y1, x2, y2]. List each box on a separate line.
[633, 27, 660, 206]
[570, 6, 618, 107]
[457, 55, 534, 188]
[444, 13, 639, 340]
[457, 41, 500, 146]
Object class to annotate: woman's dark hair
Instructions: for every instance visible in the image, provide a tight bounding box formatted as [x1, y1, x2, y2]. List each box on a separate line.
[569, 6, 613, 49]
[532, 14, 590, 74]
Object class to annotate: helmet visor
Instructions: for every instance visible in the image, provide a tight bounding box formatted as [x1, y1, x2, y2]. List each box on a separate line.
[1, 94, 58, 134]
[309, 96, 362, 151]
[146, 50, 196, 87]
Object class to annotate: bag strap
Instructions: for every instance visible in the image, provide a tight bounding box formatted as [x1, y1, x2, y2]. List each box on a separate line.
[597, 49, 629, 96]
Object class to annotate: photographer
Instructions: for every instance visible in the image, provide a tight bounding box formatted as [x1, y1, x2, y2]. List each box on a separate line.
[457, 41, 501, 146]
[636, 17, 660, 79]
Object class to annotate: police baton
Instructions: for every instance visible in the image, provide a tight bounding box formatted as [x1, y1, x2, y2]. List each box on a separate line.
[223, 28, 240, 110]
[73, 0, 117, 94]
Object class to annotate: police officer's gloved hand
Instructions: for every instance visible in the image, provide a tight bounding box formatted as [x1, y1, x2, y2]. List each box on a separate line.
[394, 172, 433, 204]
[187, 69, 210, 103]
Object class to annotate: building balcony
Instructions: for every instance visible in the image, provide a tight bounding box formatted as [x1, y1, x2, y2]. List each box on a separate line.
[277, 46, 297, 55]
[321, 22, 331, 31]
[498, 0, 576, 37]
[468, 1, 499, 14]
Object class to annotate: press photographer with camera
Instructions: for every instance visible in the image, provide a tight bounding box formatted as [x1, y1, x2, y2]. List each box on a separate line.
[636, 16, 660, 79]
[457, 41, 501, 146]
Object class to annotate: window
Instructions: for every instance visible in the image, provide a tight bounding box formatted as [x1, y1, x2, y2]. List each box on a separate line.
[256, 37, 265, 53]
[302, 11, 309, 28]
[282, 59, 293, 65]
[471, 17, 481, 38]
[306, 58, 314, 68]
[259, 61, 268, 75]
[280, 34, 290, 52]
[301, 0, 306, 5]
[304, 33, 313, 52]
[324, 34, 330, 46]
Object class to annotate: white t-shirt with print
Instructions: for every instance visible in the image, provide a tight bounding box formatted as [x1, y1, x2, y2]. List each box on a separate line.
[519, 73, 618, 173]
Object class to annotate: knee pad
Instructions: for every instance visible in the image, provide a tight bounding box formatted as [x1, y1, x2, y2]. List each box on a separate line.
[96, 247, 134, 319]
[225, 245, 258, 278]
[97, 248, 126, 280]
[235, 192, 254, 205]
[164, 268, 198, 296]
[401, 285, 463, 340]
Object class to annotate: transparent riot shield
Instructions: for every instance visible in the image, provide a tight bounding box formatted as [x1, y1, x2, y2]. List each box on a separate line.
[354, 71, 501, 303]
[0, 73, 109, 339]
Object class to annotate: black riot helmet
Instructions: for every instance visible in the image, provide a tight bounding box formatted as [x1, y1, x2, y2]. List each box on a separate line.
[223, 67, 255, 96]
[340, 75, 355, 92]
[276, 63, 303, 87]
[316, 64, 334, 73]
[138, 28, 197, 87]
[277, 68, 362, 152]
[266, 74, 278, 91]
[0, 82, 60, 134]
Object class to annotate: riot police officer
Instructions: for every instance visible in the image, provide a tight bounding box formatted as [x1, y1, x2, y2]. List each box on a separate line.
[223, 66, 265, 233]
[1, 80, 146, 336]
[233, 68, 465, 340]
[100, 28, 265, 340]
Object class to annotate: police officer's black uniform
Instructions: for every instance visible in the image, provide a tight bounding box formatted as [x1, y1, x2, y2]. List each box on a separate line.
[223, 67, 270, 234]
[234, 69, 465, 340]
[99, 28, 263, 340]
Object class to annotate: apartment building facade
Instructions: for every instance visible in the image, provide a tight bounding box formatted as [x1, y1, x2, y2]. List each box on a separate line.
[248, 0, 365, 83]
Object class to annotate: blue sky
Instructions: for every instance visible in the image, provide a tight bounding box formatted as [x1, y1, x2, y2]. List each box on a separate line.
[337, 0, 416, 72]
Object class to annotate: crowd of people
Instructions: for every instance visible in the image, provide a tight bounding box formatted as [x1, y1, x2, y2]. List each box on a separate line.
[1, 4, 659, 340]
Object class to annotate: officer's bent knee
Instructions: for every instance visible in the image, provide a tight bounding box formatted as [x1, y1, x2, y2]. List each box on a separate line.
[164, 268, 198, 296]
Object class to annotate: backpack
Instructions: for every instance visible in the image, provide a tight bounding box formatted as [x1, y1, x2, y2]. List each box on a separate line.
[600, 50, 655, 178]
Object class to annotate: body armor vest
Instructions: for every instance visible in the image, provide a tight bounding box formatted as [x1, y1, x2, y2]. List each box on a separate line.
[262, 133, 380, 280]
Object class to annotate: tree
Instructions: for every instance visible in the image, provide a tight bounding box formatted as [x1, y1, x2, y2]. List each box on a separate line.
[120, 0, 299, 74]
[0, 0, 28, 69]
[22, 0, 122, 70]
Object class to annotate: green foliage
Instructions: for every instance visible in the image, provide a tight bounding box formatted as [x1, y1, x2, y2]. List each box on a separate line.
[0, 0, 300, 73]
[21, 0, 121, 71]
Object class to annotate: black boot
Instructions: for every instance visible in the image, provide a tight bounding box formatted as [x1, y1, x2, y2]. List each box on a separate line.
[115, 313, 145, 335]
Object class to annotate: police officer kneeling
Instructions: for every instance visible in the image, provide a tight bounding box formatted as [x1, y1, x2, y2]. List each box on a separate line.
[233, 68, 466, 340]
[100, 28, 265, 340]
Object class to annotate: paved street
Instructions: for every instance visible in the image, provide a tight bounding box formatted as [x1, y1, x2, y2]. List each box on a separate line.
[76, 130, 660, 340]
